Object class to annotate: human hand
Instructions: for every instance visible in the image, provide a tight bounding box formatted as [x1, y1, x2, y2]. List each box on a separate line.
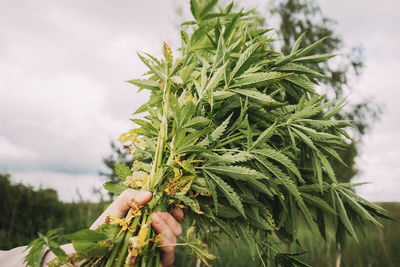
[150, 207, 184, 267]
[41, 189, 183, 267]
[92, 189, 184, 266]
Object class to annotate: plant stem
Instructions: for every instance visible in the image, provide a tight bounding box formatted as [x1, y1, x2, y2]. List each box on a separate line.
[219, 132, 242, 144]
[155, 253, 160, 267]
[115, 231, 134, 267]
[149, 80, 170, 189]
[216, 135, 246, 148]
[106, 215, 142, 267]
[105, 235, 124, 267]
[140, 212, 152, 267]
[111, 75, 171, 267]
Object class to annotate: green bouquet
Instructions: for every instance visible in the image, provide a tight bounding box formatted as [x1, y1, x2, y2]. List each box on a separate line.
[25, 1, 389, 266]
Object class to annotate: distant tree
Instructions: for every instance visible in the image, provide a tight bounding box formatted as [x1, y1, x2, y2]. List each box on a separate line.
[267, 0, 381, 183]
[0, 173, 106, 250]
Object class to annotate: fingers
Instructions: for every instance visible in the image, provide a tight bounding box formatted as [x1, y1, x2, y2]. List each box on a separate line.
[151, 212, 180, 267]
[171, 206, 184, 223]
[155, 211, 182, 237]
[113, 189, 152, 218]
[90, 189, 152, 230]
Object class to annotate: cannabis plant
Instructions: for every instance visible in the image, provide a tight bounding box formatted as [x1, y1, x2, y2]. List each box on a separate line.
[25, 1, 389, 266]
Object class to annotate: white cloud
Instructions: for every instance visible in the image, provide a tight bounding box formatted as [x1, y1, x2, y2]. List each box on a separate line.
[353, 129, 400, 202]
[0, 136, 37, 160]
[0, 63, 126, 172]
[0, 0, 177, 174]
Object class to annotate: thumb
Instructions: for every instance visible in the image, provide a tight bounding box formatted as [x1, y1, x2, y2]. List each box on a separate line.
[90, 189, 152, 229]
[114, 189, 152, 217]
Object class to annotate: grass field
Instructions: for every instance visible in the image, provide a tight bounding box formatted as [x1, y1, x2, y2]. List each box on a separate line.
[178, 202, 400, 267]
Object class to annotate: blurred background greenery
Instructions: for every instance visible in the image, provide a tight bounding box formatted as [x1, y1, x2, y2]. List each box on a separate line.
[1, 172, 398, 266]
[0, 173, 106, 251]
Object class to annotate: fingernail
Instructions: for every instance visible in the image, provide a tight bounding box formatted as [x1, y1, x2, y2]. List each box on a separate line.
[137, 191, 151, 201]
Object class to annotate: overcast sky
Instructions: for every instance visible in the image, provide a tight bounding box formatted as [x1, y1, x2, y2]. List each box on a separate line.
[0, 0, 399, 202]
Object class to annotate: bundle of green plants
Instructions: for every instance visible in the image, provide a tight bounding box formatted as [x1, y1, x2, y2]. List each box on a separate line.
[25, 1, 389, 266]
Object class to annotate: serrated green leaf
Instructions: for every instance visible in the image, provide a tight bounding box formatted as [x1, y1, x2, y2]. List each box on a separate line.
[204, 165, 264, 180]
[204, 173, 219, 213]
[219, 151, 252, 163]
[48, 241, 67, 262]
[183, 116, 210, 129]
[256, 158, 320, 235]
[230, 89, 281, 105]
[317, 151, 337, 183]
[137, 52, 166, 80]
[211, 113, 231, 141]
[292, 53, 335, 63]
[290, 32, 306, 55]
[323, 99, 346, 119]
[199, 114, 231, 146]
[311, 151, 323, 192]
[24, 229, 65, 267]
[337, 188, 381, 226]
[215, 203, 241, 218]
[232, 72, 291, 88]
[173, 194, 203, 214]
[301, 193, 337, 215]
[204, 170, 245, 217]
[290, 126, 317, 150]
[298, 119, 351, 129]
[190, 0, 200, 20]
[212, 90, 235, 100]
[103, 181, 129, 195]
[277, 63, 326, 78]
[223, 10, 241, 39]
[63, 229, 108, 242]
[199, 0, 218, 19]
[229, 43, 259, 82]
[292, 125, 342, 146]
[285, 75, 315, 93]
[296, 36, 329, 58]
[252, 149, 302, 182]
[71, 240, 108, 257]
[114, 163, 131, 180]
[334, 190, 358, 241]
[250, 122, 276, 150]
[319, 145, 347, 166]
[203, 61, 228, 96]
[127, 79, 160, 90]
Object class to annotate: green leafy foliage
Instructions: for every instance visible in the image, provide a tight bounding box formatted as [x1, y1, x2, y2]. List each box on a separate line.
[25, 1, 388, 266]
[64, 229, 109, 257]
[114, 163, 131, 181]
[24, 228, 66, 267]
[103, 181, 129, 195]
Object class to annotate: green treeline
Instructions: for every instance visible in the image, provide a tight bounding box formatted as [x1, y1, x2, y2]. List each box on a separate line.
[0, 173, 107, 250]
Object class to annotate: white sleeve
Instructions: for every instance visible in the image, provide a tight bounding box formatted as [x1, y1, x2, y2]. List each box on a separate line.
[0, 246, 28, 267]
